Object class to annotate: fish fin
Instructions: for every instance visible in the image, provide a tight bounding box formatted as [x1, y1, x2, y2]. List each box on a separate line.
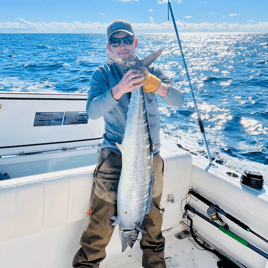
[136, 226, 147, 234]
[140, 49, 163, 68]
[146, 173, 154, 215]
[107, 49, 163, 70]
[115, 143, 123, 153]
[146, 198, 153, 215]
[111, 216, 119, 226]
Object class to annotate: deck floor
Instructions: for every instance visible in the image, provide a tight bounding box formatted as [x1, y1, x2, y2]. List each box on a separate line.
[102, 226, 219, 268]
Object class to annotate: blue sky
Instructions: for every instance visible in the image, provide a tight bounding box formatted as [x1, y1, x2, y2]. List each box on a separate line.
[0, 0, 268, 33]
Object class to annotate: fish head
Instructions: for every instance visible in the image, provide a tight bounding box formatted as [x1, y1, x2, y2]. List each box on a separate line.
[106, 48, 163, 76]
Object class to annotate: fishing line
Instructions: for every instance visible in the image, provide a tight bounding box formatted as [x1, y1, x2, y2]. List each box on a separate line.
[180, 191, 192, 215]
[164, 0, 214, 167]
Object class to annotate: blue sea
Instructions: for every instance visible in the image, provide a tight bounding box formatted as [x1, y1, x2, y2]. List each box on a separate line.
[0, 33, 267, 183]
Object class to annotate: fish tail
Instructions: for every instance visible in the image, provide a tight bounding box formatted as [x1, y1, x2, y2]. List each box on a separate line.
[120, 229, 139, 252]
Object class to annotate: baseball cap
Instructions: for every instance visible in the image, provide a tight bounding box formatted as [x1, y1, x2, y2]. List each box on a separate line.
[107, 20, 134, 41]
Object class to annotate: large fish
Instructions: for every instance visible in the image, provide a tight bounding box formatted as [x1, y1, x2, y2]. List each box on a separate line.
[107, 49, 163, 252]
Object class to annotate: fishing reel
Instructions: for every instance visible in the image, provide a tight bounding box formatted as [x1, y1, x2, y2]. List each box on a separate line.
[207, 206, 229, 229]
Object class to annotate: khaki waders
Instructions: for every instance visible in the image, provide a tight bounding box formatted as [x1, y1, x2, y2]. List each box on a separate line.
[73, 149, 166, 268]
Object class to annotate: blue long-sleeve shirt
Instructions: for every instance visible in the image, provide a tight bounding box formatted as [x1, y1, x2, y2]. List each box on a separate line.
[86, 60, 184, 155]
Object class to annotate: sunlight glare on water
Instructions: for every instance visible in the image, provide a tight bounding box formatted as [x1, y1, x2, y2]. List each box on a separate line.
[0, 32, 267, 182]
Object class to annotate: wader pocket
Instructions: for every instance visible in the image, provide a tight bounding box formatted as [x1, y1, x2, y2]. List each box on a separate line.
[92, 149, 122, 204]
[93, 149, 122, 179]
[94, 178, 119, 204]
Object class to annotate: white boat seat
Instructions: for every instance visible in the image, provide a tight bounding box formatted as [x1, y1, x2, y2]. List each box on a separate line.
[0, 151, 192, 243]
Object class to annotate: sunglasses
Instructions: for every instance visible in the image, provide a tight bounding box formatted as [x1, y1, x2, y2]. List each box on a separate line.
[109, 36, 134, 47]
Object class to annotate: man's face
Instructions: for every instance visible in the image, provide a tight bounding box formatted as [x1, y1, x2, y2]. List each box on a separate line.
[108, 32, 137, 60]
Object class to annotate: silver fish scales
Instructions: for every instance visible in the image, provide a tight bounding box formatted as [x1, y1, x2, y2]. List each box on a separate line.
[107, 49, 163, 252]
[114, 87, 153, 252]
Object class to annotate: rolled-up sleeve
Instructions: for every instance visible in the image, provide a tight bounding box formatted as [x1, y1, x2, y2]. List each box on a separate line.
[150, 65, 184, 107]
[161, 84, 184, 107]
[86, 67, 118, 120]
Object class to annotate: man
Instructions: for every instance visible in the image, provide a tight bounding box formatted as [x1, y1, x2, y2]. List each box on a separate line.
[73, 20, 183, 268]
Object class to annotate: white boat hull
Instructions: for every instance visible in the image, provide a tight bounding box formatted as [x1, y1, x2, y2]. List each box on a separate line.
[0, 93, 267, 268]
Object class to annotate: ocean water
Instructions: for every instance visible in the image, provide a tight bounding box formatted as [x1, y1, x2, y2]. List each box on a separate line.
[0, 33, 267, 183]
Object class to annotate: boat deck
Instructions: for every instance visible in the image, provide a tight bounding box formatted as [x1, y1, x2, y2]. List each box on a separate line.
[102, 225, 219, 268]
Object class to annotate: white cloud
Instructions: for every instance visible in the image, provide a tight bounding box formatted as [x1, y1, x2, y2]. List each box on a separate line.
[247, 20, 254, 22]
[132, 20, 268, 33]
[0, 18, 109, 33]
[99, 13, 105, 16]
[149, 9, 153, 12]
[149, 17, 154, 23]
[229, 14, 238, 17]
[1, 18, 268, 33]
[185, 16, 192, 19]
[159, 0, 182, 3]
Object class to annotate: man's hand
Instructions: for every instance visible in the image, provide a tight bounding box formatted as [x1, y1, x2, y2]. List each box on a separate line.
[112, 69, 144, 100]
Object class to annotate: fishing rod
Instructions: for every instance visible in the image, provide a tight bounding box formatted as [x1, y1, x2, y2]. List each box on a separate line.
[189, 189, 268, 244]
[165, 0, 214, 167]
[185, 204, 268, 260]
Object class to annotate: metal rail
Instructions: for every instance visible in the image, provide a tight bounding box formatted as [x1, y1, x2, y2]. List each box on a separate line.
[0, 143, 101, 158]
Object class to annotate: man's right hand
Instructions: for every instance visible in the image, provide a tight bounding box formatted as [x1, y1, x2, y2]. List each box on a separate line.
[112, 69, 144, 100]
